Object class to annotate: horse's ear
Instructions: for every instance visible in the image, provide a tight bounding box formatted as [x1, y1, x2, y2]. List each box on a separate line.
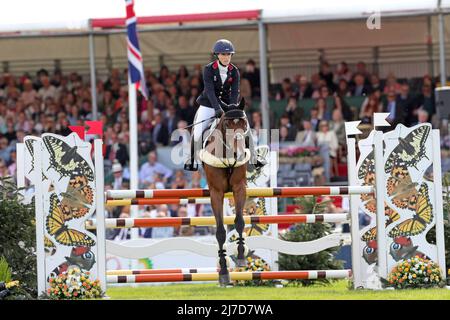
[238, 98, 245, 110]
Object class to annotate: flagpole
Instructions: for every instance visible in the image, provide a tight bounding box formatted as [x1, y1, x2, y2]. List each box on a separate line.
[128, 79, 140, 241]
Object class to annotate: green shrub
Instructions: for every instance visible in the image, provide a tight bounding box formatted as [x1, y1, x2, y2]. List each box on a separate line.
[0, 177, 37, 298]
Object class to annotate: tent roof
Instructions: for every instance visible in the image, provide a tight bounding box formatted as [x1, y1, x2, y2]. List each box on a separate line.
[0, 0, 448, 34]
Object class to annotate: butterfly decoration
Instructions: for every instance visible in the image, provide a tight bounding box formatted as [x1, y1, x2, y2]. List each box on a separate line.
[388, 183, 433, 237]
[384, 125, 430, 174]
[43, 136, 94, 181]
[49, 246, 96, 278]
[44, 236, 56, 256]
[358, 150, 400, 225]
[386, 162, 419, 210]
[46, 193, 96, 247]
[60, 175, 94, 220]
[25, 138, 48, 180]
[229, 198, 269, 237]
[389, 236, 430, 262]
[245, 198, 269, 236]
[360, 207, 401, 242]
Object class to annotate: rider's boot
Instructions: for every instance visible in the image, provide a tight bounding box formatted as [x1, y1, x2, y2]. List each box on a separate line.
[184, 135, 199, 171]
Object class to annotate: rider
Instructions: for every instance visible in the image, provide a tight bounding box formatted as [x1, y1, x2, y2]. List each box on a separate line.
[184, 39, 266, 171]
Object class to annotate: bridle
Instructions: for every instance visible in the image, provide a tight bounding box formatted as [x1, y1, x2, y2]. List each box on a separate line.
[215, 108, 250, 168]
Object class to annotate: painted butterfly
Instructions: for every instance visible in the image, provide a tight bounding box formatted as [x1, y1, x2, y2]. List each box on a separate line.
[384, 125, 430, 174]
[43, 136, 94, 181]
[386, 162, 418, 211]
[60, 175, 94, 220]
[46, 193, 95, 247]
[388, 183, 433, 237]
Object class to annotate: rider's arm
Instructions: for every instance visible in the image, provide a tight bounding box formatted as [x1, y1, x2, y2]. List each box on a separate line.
[203, 66, 221, 110]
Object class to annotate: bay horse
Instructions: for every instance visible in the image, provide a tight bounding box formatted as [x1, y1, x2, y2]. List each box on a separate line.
[198, 98, 250, 286]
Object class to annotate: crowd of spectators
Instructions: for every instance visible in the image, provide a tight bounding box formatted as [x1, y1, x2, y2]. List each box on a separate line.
[0, 58, 444, 238]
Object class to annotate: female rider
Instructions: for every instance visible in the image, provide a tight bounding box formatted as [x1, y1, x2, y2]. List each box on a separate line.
[184, 39, 265, 171]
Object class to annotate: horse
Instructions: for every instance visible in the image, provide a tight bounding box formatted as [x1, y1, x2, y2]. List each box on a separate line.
[198, 98, 250, 286]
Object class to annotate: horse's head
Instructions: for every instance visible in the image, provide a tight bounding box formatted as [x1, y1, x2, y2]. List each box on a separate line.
[208, 98, 249, 163]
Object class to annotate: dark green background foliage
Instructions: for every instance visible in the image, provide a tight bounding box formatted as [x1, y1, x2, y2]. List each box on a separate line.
[0, 177, 37, 298]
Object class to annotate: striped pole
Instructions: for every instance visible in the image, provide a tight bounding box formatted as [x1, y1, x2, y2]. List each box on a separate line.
[107, 268, 229, 275]
[106, 198, 211, 206]
[106, 186, 373, 200]
[86, 213, 349, 229]
[106, 270, 352, 283]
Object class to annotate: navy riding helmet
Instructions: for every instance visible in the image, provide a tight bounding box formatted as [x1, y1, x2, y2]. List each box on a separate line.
[212, 39, 235, 55]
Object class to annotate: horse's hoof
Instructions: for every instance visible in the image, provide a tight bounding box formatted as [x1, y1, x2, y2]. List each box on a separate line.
[219, 273, 231, 287]
[236, 258, 247, 268]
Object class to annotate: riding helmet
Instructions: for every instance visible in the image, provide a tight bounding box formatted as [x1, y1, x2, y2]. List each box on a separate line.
[212, 39, 235, 54]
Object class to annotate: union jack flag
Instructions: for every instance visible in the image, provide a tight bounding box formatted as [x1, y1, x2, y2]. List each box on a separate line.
[125, 0, 148, 100]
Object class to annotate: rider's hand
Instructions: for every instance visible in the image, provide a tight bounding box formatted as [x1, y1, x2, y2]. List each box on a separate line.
[215, 107, 224, 118]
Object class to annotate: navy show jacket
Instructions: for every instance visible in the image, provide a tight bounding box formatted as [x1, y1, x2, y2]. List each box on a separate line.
[196, 60, 240, 110]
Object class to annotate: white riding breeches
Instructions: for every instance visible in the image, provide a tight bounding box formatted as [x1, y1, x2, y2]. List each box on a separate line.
[192, 105, 216, 142]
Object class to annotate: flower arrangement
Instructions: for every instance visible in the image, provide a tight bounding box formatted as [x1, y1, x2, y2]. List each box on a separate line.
[47, 267, 103, 300]
[386, 256, 444, 289]
[233, 255, 276, 286]
[279, 146, 320, 158]
[235, 256, 271, 273]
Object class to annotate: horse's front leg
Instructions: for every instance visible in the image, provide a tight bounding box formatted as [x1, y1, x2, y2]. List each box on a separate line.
[210, 189, 230, 286]
[232, 177, 248, 267]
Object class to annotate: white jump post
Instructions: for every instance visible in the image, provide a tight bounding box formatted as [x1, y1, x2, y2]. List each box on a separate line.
[344, 121, 363, 288]
[33, 139, 46, 296]
[431, 129, 447, 281]
[373, 113, 391, 282]
[94, 139, 107, 293]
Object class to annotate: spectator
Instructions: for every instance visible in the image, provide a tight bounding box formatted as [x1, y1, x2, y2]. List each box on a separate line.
[295, 75, 313, 99]
[279, 113, 297, 140]
[319, 61, 335, 91]
[329, 109, 346, 147]
[295, 120, 317, 147]
[171, 169, 187, 189]
[285, 95, 304, 126]
[280, 125, 294, 143]
[112, 162, 130, 190]
[151, 113, 170, 146]
[242, 59, 260, 98]
[310, 107, 321, 131]
[416, 80, 435, 122]
[383, 72, 402, 95]
[384, 90, 405, 126]
[21, 79, 37, 106]
[316, 121, 339, 177]
[316, 97, 332, 121]
[38, 75, 58, 100]
[336, 79, 351, 97]
[333, 95, 353, 121]
[397, 83, 418, 126]
[177, 96, 195, 124]
[417, 109, 430, 124]
[369, 74, 383, 92]
[360, 93, 383, 124]
[105, 131, 129, 167]
[351, 73, 370, 97]
[335, 61, 352, 83]
[138, 151, 173, 187]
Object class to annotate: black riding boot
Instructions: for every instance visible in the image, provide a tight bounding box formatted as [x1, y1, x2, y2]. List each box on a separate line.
[184, 135, 199, 171]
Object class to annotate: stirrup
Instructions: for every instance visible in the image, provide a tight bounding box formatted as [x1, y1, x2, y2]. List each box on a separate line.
[184, 161, 198, 171]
